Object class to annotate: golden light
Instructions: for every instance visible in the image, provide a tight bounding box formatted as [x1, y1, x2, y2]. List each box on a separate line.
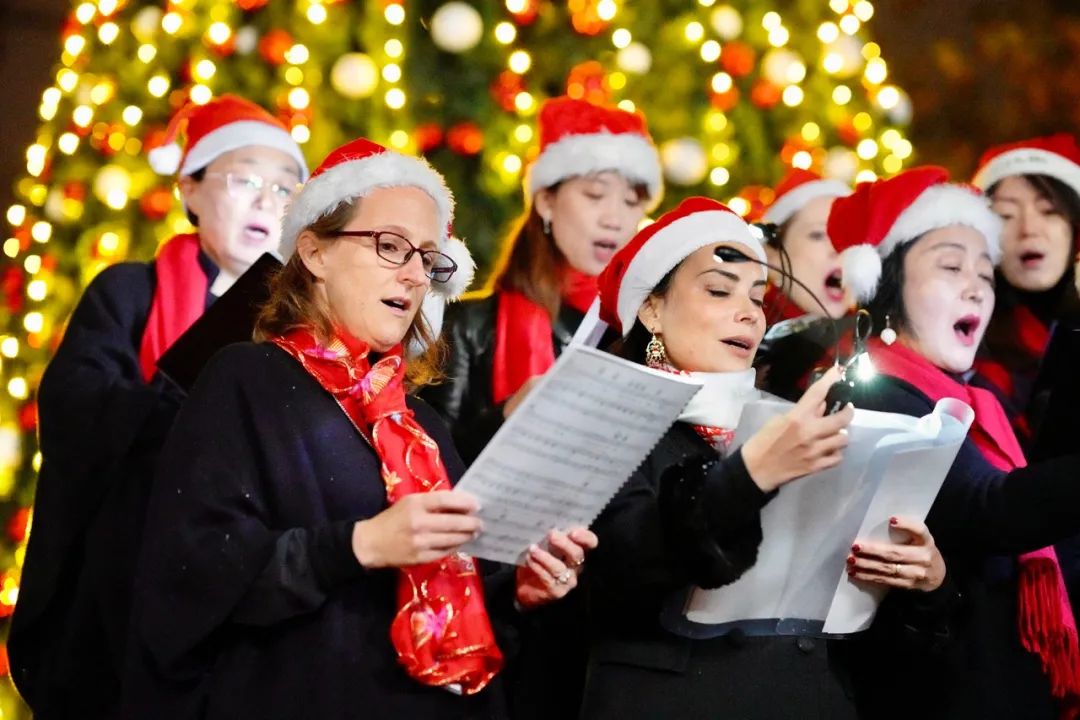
[612, 28, 631, 49]
[26, 145, 46, 177]
[506, 0, 527, 12]
[190, 84, 213, 105]
[597, 0, 617, 21]
[711, 142, 731, 162]
[832, 85, 852, 104]
[617, 99, 636, 112]
[206, 21, 231, 45]
[65, 35, 87, 56]
[285, 44, 310, 64]
[75, 3, 96, 23]
[768, 27, 790, 47]
[699, 0, 717, 6]
[839, 14, 860, 35]
[706, 111, 728, 133]
[853, 1, 874, 21]
[817, 22, 839, 43]
[495, 22, 516, 44]
[285, 67, 304, 85]
[2, 239, 18, 259]
[710, 167, 730, 186]
[7, 378, 28, 401]
[29, 184, 47, 206]
[508, 50, 531, 74]
[39, 104, 57, 122]
[90, 80, 115, 105]
[122, 105, 143, 126]
[729, 197, 751, 216]
[684, 21, 705, 43]
[514, 124, 533, 143]
[384, 3, 405, 25]
[608, 71, 627, 90]
[98, 0, 119, 15]
[30, 221, 51, 243]
[98, 21, 120, 44]
[862, 42, 882, 59]
[57, 69, 79, 93]
[98, 231, 120, 254]
[853, 111, 873, 131]
[385, 39, 404, 58]
[42, 88, 61, 107]
[762, 12, 782, 30]
[700, 40, 721, 63]
[291, 125, 311, 143]
[23, 312, 44, 334]
[147, 75, 170, 98]
[880, 128, 902, 148]
[502, 154, 523, 174]
[882, 154, 902, 174]
[711, 72, 733, 93]
[6, 205, 26, 226]
[855, 169, 878, 184]
[105, 190, 128, 210]
[801, 122, 821, 142]
[829, 0, 848, 13]
[73, 105, 93, 127]
[876, 85, 900, 109]
[823, 52, 843, 74]
[864, 58, 887, 84]
[786, 60, 807, 83]
[389, 130, 409, 149]
[161, 11, 183, 34]
[894, 139, 913, 159]
[856, 139, 879, 160]
[27, 280, 47, 302]
[514, 91, 535, 113]
[194, 59, 217, 80]
[138, 44, 157, 63]
[382, 63, 402, 82]
[385, 88, 406, 109]
[792, 151, 813, 169]
[0, 338, 18, 358]
[307, 3, 328, 24]
[782, 85, 804, 106]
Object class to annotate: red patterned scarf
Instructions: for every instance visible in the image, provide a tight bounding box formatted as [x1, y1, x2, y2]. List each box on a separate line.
[273, 327, 503, 694]
[870, 338, 1080, 702]
[491, 268, 598, 405]
[138, 233, 210, 381]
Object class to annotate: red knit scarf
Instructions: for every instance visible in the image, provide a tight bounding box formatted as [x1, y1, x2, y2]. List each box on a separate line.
[138, 233, 209, 382]
[273, 327, 503, 694]
[869, 338, 1080, 702]
[491, 268, 598, 405]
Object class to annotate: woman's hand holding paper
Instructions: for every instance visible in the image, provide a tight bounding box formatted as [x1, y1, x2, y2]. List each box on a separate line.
[847, 516, 946, 592]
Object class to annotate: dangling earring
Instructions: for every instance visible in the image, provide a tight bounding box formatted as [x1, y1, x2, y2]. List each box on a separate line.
[541, 216, 551, 236]
[645, 333, 668, 368]
[880, 315, 897, 345]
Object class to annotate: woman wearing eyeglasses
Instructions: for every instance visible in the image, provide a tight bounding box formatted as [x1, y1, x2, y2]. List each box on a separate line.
[9, 95, 307, 718]
[122, 138, 596, 719]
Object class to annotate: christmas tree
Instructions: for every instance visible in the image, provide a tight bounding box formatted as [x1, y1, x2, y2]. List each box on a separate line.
[0, 0, 912, 712]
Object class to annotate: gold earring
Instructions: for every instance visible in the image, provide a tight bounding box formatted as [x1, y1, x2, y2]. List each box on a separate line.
[645, 333, 668, 368]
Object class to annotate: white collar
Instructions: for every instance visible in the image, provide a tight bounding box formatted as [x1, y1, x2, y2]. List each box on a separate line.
[679, 368, 760, 429]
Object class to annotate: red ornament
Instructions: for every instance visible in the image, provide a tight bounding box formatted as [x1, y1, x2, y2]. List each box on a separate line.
[721, 41, 756, 78]
[3, 268, 24, 314]
[447, 122, 484, 156]
[710, 87, 740, 112]
[139, 186, 174, 221]
[258, 28, 293, 66]
[234, 0, 269, 10]
[414, 123, 444, 154]
[63, 181, 87, 202]
[509, 0, 540, 24]
[491, 71, 525, 112]
[568, 0, 610, 36]
[566, 60, 609, 105]
[750, 79, 781, 109]
[16, 402, 35, 434]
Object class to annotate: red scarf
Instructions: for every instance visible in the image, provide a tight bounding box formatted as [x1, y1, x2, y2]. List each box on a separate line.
[491, 268, 598, 405]
[764, 283, 807, 324]
[869, 338, 1080, 702]
[138, 233, 209, 382]
[273, 327, 503, 694]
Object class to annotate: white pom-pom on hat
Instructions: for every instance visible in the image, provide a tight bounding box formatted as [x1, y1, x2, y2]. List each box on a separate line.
[148, 143, 182, 175]
[839, 243, 883, 304]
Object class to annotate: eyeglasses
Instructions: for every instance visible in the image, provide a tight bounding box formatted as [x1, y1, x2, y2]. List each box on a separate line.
[326, 230, 458, 283]
[204, 172, 299, 204]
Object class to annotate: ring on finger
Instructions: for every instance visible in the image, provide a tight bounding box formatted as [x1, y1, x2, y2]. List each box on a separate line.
[892, 563, 901, 576]
[556, 570, 572, 585]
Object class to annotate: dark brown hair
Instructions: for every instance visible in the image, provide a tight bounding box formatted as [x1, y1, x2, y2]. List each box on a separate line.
[254, 199, 446, 388]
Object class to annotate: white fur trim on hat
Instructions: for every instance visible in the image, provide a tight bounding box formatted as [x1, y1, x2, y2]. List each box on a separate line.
[972, 148, 1080, 198]
[879, 184, 1002, 264]
[616, 211, 765, 336]
[839, 243, 883, 304]
[762, 179, 852, 225]
[526, 131, 663, 211]
[177, 121, 308, 180]
[437, 235, 475, 298]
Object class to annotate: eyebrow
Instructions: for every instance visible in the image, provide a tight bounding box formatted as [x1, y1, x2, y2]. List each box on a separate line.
[698, 268, 768, 287]
[929, 241, 993, 263]
[233, 157, 301, 178]
[378, 224, 439, 250]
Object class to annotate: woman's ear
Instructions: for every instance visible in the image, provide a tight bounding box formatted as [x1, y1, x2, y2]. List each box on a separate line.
[637, 295, 663, 336]
[177, 175, 201, 215]
[296, 230, 327, 280]
[534, 187, 555, 225]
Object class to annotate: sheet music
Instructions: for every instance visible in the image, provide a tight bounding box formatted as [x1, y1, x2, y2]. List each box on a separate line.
[664, 398, 973, 638]
[456, 345, 702, 565]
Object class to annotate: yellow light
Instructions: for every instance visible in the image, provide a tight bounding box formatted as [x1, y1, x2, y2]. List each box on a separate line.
[90, 81, 114, 105]
[57, 69, 79, 93]
[865, 58, 887, 84]
[2, 239, 17, 258]
[802, 122, 821, 142]
[862, 42, 881, 59]
[711, 142, 731, 163]
[75, 2, 96, 23]
[148, 75, 170, 97]
[508, 50, 531, 74]
[855, 169, 878, 184]
[894, 139, 913, 160]
[190, 84, 213, 105]
[307, 3, 328, 24]
[162, 11, 182, 34]
[685, 21, 705, 43]
[506, 0, 527, 12]
[706, 111, 728, 133]
[26, 145, 46, 177]
[23, 312, 43, 334]
[379, 62, 399, 83]
[31, 221, 51, 243]
[495, 21, 516, 44]
[768, 26, 790, 47]
[65, 35, 87, 56]
[710, 167, 730, 186]
[194, 59, 217, 80]
[7, 378, 28, 400]
[384, 4, 405, 25]
[385, 88, 406, 109]
[389, 130, 409, 149]
[699, 0, 716, 6]
[73, 105, 93, 127]
[385, 39, 404, 58]
[138, 44, 157, 63]
[120, 106, 143, 127]
[612, 28, 631, 49]
[823, 52, 843, 74]
[205, 21, 230, 45]
[502, 154, 522, 174]
[98, 21, 119, 45]
[833, 85, 852, 104]
[6, 206, 25, 226]
[27, 280, 47, 302]
[597, 0, 617, 21]
[513, 124, 533, 143]
[817, 22, 839, 43]
[29, 185, 47, 206]
[839, 14, 860, 34]
[853, 1, 874, 21]
[762, 12, 782, 30]
[792, 150, 813, 169]
[39, 104, 57, 121]
[285, 44, 309, 64]
[782, 85, 804, 106]
[514, 91, 535, 113]
[0, 338, 18, 358]
[288, 87, 310, 109]
[829, 0, 848, 13]
[105, 190, 128, 210]
[729, 197, 751, 217]
[31, 452, 42, 472]
[42, 87, 61, 107]
[125, 137, 142, 155]
[881, 129, 901, 148]
[711, 72, 733, 93]
[856, 139, 878, 160]
[882, 154, 902, 174]
[786, 61, 807, 83]
[99, 0, 119, 15]
[99, 231, 120, 254]
[700, 40, 721, 62]
[876, 85, 900, 110]
[617, 99, 636, 112]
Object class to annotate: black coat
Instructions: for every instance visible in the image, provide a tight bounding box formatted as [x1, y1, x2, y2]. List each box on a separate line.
[122, 342, 514, 720]
[848, 375, 1080, 720]
[8, 257, 213, 718]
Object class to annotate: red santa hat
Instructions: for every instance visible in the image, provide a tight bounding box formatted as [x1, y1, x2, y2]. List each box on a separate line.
[279, 136, 474, 300]
[762, 169, 852, 225]
[972, 133, 1080, 198]
[597, 196, 767, 336]
[148, 94, 308, 180]
[828, 166, 1002, 303]
[525, 96, 663, 211]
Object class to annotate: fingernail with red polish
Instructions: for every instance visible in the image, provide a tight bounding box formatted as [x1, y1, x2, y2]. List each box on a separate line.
[846, 555, 856, 565]
[851, 544, 860, 552]
[889, 517, 898, 526]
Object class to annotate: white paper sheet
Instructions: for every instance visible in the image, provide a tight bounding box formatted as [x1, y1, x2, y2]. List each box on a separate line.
[456, 345, 703, 565]
[666, 398, 973, 638]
